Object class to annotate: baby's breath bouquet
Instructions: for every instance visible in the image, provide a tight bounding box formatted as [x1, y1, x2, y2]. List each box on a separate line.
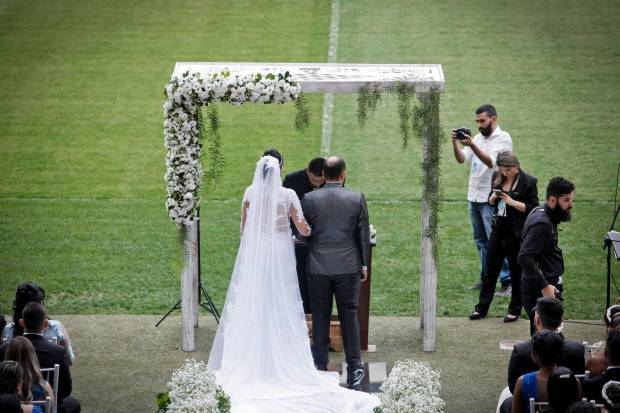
[156, 359, 230, 413]
[375, 359, 445, 413]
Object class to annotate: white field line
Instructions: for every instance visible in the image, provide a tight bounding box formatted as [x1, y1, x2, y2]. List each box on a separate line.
[320, 0, 340, 156]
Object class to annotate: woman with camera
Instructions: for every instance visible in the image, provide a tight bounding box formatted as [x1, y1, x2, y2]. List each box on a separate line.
[469, 151, 539, 322]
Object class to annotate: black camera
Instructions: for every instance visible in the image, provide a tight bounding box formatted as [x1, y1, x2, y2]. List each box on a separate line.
[455, 127, 471, 140]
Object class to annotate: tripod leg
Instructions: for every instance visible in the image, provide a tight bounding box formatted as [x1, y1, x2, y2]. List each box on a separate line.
[155, 299, 182, 327]
[199, 283, 221, 323]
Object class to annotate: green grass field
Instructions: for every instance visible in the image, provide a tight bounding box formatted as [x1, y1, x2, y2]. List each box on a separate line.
[1, 0, 619, 321]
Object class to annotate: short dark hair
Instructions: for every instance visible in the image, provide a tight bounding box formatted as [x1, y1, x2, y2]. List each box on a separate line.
[475, 104, 497, 117]
[607, 328, 620, 364]
[324, 157, 346, 180]
[263, 148, 283, 167]
[0, 361, 22, 395]
[21, 301, 47, 333]
[535, 297, 564, 330]
[531, 330, 564, 367]
[546, 176, 575, 199]
[547, 366, 580, 412]
[0, 394, 22, 413]
[307, 158, 325, 177]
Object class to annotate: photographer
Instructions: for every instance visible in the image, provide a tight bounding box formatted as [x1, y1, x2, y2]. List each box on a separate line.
[519, 176, 575, 336]
[469, 151, 538, 322]
[451, 104, 513, 291]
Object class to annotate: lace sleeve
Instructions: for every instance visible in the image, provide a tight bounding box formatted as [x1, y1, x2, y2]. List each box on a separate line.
[287, 189, 311, 236]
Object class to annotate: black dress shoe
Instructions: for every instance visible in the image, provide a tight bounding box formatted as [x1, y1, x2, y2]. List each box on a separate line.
[503, 314, 519, 323]
[347, 368, 365, 391]
[469, 311, 485, 320]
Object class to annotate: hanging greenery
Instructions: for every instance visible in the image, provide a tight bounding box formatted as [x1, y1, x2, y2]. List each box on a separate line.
[357, 82, 443, 258]
[357, 83, 382, 127]
[412, 89, 443, 258]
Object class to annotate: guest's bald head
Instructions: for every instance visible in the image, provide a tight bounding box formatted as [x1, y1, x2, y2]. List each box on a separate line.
[324, 156, 346, 181]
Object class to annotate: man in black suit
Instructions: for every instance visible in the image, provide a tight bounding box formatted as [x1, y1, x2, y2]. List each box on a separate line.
[519, 176, 575, 336]
[499, 297, 585, 413]
[583, 328, 620, 403]
[301, 156, 369, 390]
[0, 302, 80, 413]
[283, 157, 325, 314]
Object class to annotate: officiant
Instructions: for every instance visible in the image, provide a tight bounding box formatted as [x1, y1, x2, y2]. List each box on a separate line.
[283, 157, 325, 313]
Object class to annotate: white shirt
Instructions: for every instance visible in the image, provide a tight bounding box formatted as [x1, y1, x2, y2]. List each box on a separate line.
[462, 126, 512, 202]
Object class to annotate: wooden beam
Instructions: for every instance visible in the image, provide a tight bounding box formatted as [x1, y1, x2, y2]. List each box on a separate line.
[172, 62, 445, 93]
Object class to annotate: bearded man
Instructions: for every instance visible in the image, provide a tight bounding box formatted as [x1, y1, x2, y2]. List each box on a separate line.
[519, 176, 575, 336]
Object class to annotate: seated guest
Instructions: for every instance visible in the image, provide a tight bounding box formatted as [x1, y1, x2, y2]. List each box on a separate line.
[547, 366, 581, 412]
[583, 329, 620, 403]
[565, 400, 598, 413]
[0, 393, 23, 413]
[512, 330, 564, 413]
[4, 337, 54, 406]
[587, 306, 620, 377]
[0, 360, 39, 413]
[602, 380, 620, 413]
[500, 297, 585, 413]
[0, 302, 80, 413]
[1, 282, 75, 364]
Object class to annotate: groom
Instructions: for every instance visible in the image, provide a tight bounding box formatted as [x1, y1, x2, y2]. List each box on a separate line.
[301, 156, 370, 390]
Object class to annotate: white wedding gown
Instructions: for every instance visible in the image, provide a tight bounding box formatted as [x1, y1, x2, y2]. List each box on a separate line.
[208, 156, 380, 413]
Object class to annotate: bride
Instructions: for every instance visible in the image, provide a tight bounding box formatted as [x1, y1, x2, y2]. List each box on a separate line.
[208, 155, 380, 413]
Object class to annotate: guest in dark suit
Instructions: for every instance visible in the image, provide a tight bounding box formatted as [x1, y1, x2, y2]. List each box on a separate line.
[0, 302, 80, 413]
[470, 151, 539, 321]
[499, 297, 585, 413]
[0, 315, 5, 336]
[301, 156, 369, 390]
[583, 328, 620, 404]
[283, 157, 325, 314]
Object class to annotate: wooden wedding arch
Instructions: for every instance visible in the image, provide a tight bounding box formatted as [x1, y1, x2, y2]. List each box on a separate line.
[165, 62, 445, 352]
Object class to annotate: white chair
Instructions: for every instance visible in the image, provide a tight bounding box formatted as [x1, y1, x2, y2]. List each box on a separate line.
[40, 363, 59, 413]
[31, 396, 52, 413]
[583, 340, 604, 363]
[528, 398, 549, 412]
[575, 370, 591, 381]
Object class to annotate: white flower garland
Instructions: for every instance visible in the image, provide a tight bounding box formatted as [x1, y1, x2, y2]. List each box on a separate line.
[163, 71, 301, 226]
[166, 359, 230, 413]
[378, 359, 445, 413]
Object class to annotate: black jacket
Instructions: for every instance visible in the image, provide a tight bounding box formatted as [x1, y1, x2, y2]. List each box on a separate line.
[302, 183, 370, 275]
[489, 169, 539, 239]
[507, 338, 585, 393]
[518, 204, 565, 292]
[283, 169, 313, 202]
[582, 367, 620, 403]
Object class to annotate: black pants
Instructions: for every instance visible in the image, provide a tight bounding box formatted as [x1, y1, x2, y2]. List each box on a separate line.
[294, 245, 312, 314]
[522, 279, 563, 336]
[308, 272, 361, 371]
[475, 219, 523, 316]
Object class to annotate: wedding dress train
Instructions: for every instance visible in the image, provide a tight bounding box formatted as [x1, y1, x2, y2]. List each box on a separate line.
[208, 156, 380, 413]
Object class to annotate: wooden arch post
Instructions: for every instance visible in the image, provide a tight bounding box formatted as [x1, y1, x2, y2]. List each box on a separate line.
[169, 62, 445, 352]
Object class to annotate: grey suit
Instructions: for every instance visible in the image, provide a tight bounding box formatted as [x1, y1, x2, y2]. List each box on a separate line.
[301, 182, 370, 373]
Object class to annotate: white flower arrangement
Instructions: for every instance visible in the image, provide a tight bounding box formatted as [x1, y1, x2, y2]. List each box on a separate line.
[159, 359, 230, 413]
[163, 70, 301, 226]
[376, 359, 445, 413]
